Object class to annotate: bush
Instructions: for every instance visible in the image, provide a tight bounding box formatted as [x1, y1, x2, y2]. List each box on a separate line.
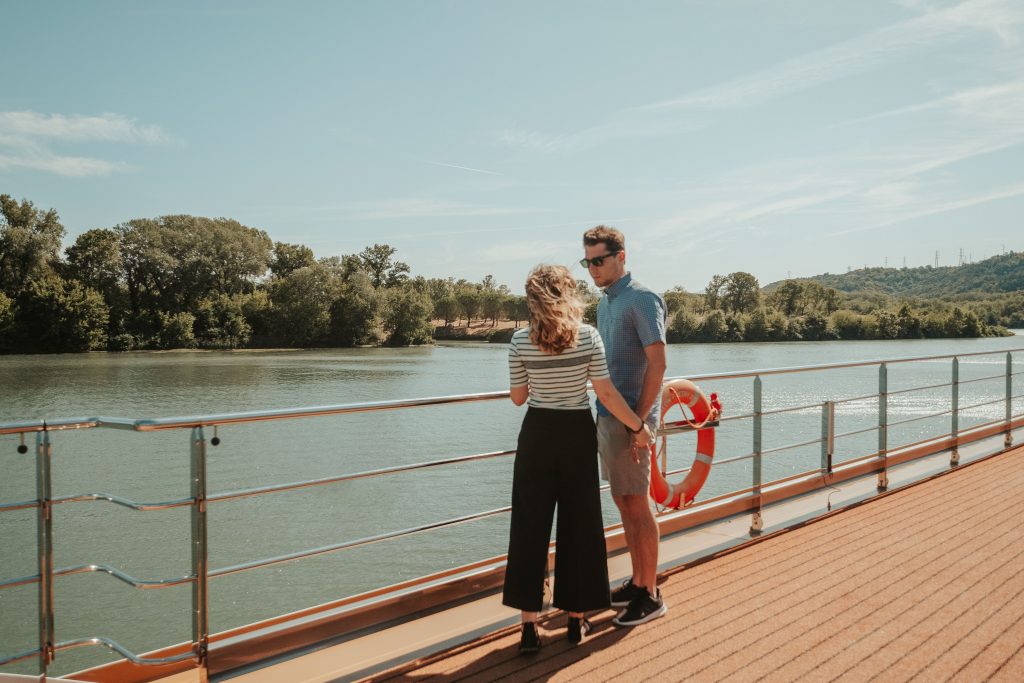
[382, 286, 433, 345]
[157, 311, 196, 349]
[667, 311, 700, 343]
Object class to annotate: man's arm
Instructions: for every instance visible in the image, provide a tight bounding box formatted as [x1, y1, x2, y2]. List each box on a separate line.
[635, 341, 667, 420]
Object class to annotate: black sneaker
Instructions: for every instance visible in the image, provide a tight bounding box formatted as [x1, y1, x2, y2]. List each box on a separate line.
[610, 578, 646, 607]
[612, 589, 667, 627]
[519, 621, 541, 654]
[567, 616, 591, 645]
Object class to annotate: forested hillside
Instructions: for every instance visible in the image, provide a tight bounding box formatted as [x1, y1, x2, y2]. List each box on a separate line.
[783, 252, 1024, 296]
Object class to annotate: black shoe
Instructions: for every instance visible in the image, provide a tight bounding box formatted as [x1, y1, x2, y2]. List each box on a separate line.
[567, 616, 591, 645]
[610, 578, 646, 607]
[612, 588, 667, 627]
[519, 622, 541, 654]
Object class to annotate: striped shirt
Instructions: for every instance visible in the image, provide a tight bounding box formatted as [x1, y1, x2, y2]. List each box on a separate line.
[508, 323, 610, 409]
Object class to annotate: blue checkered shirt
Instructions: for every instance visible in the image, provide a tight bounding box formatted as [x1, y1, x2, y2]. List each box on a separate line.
[595, 273, 667, 419]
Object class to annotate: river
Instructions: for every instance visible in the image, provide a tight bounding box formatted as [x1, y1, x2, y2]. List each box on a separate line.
[1, 334, 1022, 676]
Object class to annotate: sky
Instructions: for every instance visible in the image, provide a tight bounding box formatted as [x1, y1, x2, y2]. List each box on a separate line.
[2, 0, 1023, 294]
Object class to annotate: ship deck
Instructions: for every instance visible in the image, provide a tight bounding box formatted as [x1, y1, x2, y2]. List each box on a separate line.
[364, 445, 1024, 683]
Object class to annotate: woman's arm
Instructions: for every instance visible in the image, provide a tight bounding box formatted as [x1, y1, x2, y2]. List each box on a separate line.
[510, 384, 528, 406]
[592, 377, 655, 446]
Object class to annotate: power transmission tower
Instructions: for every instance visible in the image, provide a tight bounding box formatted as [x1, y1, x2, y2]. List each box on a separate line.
[934, 251, 939, 267]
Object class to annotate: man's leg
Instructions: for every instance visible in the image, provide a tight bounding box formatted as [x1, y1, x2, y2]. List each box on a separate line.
[613, 493, 658, 592]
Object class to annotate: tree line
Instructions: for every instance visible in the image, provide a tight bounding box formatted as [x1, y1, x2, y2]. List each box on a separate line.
[661, 272, 1013, 343]
[0, 195, 1015, 353]
[0, 195, 537, 353]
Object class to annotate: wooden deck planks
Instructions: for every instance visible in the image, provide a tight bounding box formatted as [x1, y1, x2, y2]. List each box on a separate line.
[367, 447, 1024, 682]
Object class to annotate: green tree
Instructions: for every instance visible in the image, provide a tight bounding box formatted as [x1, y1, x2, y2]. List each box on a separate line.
[481, 289, 506, 326]
[667, 311, 700, 343]
[767, 280, 804, 316]
[722, 272, 760, 313]
[0, 291, 14, 350]
[745, 308, 770, 342]
[699, 310, 728, 342]
[157, 311, 197, 349]
[456, 288, 481, 325]
[382, 285, 433, 345]
[703, 274, 727, 312]
[0, 194, 65, 297]
[194, 294, 252, 349]
[505, 296, 529, 326]
[10, 276, 108, 352]
[271, 242, 316, 278]
[434, 294, 462, 327]
[359, 244, 410, 288]
[663, 286, 690, 317]
[269, 263, 343, 346]
[329, 272, 379, 346]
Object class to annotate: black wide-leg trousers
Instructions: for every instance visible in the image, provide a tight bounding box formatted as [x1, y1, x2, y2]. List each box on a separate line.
[502, 407, 611, 613]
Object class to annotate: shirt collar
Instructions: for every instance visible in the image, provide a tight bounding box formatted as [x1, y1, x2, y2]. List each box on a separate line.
[603, 272, 632, 299]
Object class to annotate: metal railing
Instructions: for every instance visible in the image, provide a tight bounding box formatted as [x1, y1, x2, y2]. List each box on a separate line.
[1, 347, 1022, 681]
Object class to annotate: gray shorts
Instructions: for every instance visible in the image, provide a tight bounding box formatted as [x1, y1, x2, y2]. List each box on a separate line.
[597, 414, 657, 497]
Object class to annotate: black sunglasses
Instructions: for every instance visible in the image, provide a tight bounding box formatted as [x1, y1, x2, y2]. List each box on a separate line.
[579, 251, 621, 268]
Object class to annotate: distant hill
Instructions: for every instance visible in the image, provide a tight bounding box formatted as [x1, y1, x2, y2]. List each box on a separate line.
[768, 252, 1024, 297]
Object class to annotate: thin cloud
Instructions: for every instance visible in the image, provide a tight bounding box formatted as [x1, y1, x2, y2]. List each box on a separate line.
[306, 198, 546, 221]
[423, 160, 502, 176]
[0, 152, 127, 176]
[0, 111, 167, 143]
[827, 181, 1024, 236]
[640, 0, 1024, 112]
[0, 110, 166, 177]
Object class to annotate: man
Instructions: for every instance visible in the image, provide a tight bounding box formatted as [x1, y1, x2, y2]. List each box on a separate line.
[581, 225, 668, 627]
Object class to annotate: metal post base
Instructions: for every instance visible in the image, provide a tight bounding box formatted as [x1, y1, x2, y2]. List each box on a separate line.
[749, 511, 763, 536]
[877, 472, 888, 491]
[1006, 433, 1013, 448]
[950, 448, 959, 467]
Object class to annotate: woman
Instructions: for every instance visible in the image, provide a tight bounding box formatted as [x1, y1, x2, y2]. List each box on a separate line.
[503, 264, 655, 652]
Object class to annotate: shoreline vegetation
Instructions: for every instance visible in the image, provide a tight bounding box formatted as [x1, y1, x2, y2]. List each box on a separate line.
[1, 195, 1020, 354]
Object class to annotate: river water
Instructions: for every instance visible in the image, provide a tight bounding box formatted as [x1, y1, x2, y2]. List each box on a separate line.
[1, 334, 1022, 675]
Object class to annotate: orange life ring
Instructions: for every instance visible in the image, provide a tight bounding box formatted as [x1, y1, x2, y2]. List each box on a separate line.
[648, 379, 719, 509]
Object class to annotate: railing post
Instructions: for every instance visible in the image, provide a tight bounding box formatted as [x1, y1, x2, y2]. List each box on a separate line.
[190, 427, 210, 683]
[821, 401, 834, 475]
[750, 376, 763, 536]
[1006, 352, 1014, 448]
[36, 428, 55, 679]
[877, 363, 888, 491]
[951, 357, 960, 466]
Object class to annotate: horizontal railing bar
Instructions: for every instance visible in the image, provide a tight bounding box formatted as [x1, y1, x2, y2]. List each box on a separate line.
[0, 572, 40, 590]
[956, 373, 1010, 386]
[657, 420, 720, 436]
[51, 492, 195, 511]
[761, 436, 825, 457]
[833, 424, 883, 441]
[129, 391, 511, 431]
[888, 409, 955, 429]
[53, 637, 195, 665]
[669, 347, 1024, 383]
[832, 391, 884, 406]
[0, 646, 41, 667]
[0, 418, 98, 436]
[885, 381, 953, 398]
[208, 450, 516, 505]
[0, 499, 39, 513]
[209, 506, 513, 580]
[959, 396, 1015, 412]
[0, 563, 195, 592]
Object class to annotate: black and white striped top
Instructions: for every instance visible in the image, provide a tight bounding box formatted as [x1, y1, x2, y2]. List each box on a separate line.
[508, 323, 610, 409]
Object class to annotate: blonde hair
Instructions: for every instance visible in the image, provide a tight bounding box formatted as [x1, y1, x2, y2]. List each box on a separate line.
[525, 264, 584, 355]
